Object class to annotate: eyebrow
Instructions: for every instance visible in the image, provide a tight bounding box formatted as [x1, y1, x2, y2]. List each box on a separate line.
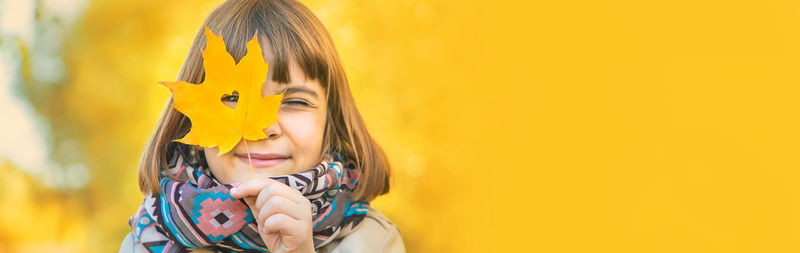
[282, 86, 319, 99]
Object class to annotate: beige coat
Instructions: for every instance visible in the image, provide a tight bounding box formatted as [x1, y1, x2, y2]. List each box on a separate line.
[119, 208, 405, 253]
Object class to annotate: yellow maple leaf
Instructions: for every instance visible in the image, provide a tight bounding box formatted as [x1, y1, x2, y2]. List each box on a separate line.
[159, 25, 283, 156]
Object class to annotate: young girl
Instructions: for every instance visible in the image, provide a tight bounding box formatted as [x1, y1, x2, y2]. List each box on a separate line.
[119, 0, 404, 252]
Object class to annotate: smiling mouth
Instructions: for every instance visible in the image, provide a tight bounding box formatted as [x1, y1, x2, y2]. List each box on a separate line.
[234, 152, 290, 168]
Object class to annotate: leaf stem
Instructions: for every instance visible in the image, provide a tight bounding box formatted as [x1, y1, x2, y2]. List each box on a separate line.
[243, 140, 254, 178]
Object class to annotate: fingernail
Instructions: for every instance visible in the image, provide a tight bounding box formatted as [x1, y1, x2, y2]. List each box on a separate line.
[230, 187, 238, 194]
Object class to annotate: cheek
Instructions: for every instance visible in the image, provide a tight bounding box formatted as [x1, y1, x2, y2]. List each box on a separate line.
[203, 147, 235, 184]
[279, 112, 325, 158]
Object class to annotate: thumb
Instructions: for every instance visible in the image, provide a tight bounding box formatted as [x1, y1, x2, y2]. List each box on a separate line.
[243, 196, 257, 214]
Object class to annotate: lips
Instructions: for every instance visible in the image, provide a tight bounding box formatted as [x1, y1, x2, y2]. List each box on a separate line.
[235, 152, 290, 167]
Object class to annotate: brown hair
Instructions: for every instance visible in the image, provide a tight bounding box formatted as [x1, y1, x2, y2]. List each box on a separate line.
[138, 0, 390, 202]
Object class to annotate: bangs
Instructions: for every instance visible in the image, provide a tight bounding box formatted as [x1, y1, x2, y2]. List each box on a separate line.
[202, 0, 331, 88]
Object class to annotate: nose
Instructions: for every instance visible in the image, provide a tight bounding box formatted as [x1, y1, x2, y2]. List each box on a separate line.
[264, 122, 280, 139]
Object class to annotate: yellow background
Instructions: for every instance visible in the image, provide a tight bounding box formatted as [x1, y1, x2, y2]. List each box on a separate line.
[2, 0, 800, 252]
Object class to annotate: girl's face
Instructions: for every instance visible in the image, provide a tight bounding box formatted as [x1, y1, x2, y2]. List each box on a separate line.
[203, 42, 327, 184]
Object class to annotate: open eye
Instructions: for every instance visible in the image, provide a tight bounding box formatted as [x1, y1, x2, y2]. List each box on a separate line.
[220, 91, 239, 108]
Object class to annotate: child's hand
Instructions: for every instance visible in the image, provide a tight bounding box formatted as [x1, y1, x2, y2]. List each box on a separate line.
[230, 178, 315, 253]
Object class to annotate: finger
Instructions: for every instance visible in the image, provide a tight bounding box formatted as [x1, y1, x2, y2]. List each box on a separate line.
[255, 182, 309, 208]
[229, 177, 276, 199]
[256, 195, 308, 225]
[243, 196, 257, 213]
[261, 213, 308, 236]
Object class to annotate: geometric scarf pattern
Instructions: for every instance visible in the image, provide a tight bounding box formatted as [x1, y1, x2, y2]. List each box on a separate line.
[129, 143, 369, 252]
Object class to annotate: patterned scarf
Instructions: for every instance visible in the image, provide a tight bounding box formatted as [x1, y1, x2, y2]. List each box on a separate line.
[129, 143, 369, 252]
